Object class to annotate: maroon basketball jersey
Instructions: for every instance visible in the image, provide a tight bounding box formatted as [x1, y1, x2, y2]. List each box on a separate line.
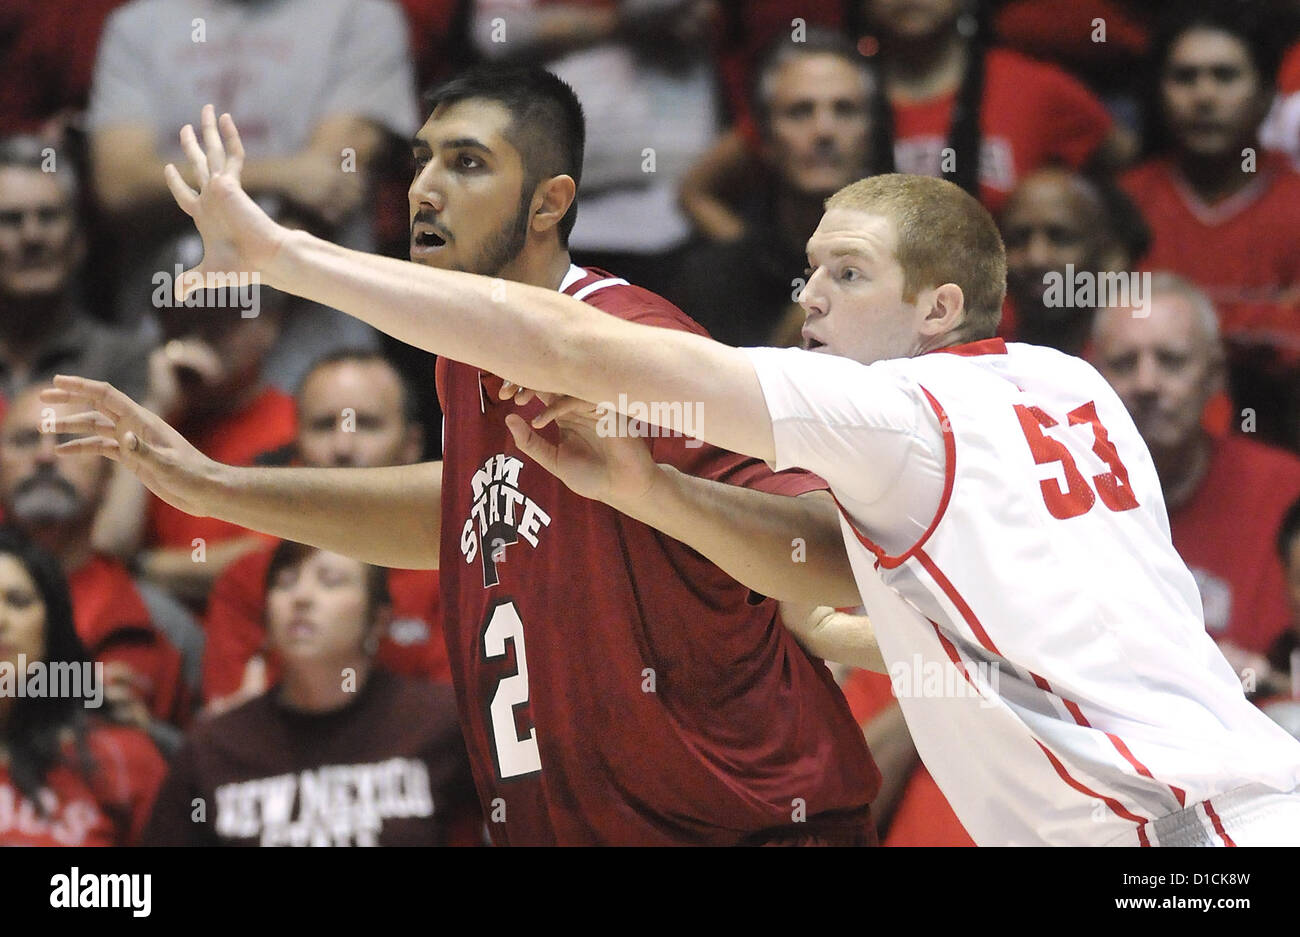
[435, 266, 879, 845]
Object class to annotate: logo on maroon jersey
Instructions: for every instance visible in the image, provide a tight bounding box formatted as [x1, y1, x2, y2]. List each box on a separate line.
[458, 453, 552, 588]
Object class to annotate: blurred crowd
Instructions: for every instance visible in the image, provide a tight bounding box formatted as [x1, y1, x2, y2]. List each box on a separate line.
[1, 0, 1299, 846]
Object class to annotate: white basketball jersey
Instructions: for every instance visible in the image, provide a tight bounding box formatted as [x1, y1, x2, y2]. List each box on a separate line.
[839, 341, 1300, 845]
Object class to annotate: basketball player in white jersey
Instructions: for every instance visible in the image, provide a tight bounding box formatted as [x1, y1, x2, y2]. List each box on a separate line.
[50, 108, 1300, 845]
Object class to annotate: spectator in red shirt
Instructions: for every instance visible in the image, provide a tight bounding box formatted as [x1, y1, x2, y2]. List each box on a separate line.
[681, 0, 1128, 239]
[1091, 273, 1300, 677]
[1121, 5, 1300, 447]
[0, 527, 165, 846]
[999, 167, 1149, 356]
[204, 350, 449, 712]
[144, 542, 479, 846]
[0, 384, 190, 741]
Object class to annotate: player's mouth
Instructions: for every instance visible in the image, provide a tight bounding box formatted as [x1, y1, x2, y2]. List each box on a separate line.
[801, 326, 827, 352]
[410, 223, 451, 257]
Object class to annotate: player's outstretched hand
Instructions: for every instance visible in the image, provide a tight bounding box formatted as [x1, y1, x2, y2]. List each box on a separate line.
[163, 104, 287, 302]
[499, 381, 660, 508]
[41, 375, 220, 519]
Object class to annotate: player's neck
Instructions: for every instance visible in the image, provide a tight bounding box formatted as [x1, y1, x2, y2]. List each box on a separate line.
[1153, 433, 1211, 510]
[499, 245, 573, 292]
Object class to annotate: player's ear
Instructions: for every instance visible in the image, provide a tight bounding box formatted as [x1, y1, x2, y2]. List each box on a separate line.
[530, 175, 576, 236]
[922, 283, 966, 337]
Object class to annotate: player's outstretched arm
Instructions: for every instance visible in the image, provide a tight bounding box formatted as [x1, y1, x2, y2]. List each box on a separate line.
[43, 377, 444, 570]
[502, 387, 861, 608]
[166, 107, 779, 464]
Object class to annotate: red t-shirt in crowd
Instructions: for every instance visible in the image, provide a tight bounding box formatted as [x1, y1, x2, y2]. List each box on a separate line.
[1280, 40, 1300, 95]
[1121, 154, 1300, 357]
[203, 543, 450, 703]
[67, 552, 188, 724]
[889, 48, 1112, 215]
[839, 668, 974, 847]
[992, 0, 1150, 72]
[1168, 434, 1300, 655]
[0, 722, 165, 846]
[436, 267, 879, 845]
[147, 387, 296, 550]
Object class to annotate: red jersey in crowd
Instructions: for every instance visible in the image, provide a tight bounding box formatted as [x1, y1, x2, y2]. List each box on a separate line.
[67, 552, 188, 724]
[147, 386, 296, 550]
[890, 49, 1111, 215]
[143, 670, 480, 846]
[203, 544, 450, 703]
[1121, 154, 1300, 357]
[1169, 434, 1300, 656]
[436, 266, 879, 845]
[0, 722, 165, 846]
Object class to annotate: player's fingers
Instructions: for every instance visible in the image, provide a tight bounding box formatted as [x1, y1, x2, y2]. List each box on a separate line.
[48, 375, 129, 422]
[49, 411, 116, 437]
[200, 104, 225, 175]
[219, 112, 245, 178]
[505, 413, 559, 473]
[532, 395, 601, 429]
[179, 123, 210, 186]
[164, 163, 199, 217]
[54, 435, 122, 463]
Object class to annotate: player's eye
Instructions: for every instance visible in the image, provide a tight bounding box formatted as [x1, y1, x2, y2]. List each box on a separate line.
[803, 266, 817, 279]
[840, 268, 861, 282]
[457, 154, 482, 170]
[413, 152, 430, 168]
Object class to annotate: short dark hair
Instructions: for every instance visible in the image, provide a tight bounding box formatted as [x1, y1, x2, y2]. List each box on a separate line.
[1145, 1, 1285, 155]
[423, 65, 585, 244]
[1278, 495, 1300, 564]
[296, 349, 419, 426]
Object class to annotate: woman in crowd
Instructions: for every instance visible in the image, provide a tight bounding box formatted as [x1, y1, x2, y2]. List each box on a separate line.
[0, 527, 165, 846]
[143, 542, 480, 846]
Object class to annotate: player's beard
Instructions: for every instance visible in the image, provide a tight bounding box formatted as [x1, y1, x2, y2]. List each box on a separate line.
[462, 182, 534, 277]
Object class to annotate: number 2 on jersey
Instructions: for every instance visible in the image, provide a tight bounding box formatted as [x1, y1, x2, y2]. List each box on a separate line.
[1013, 401, 1139, 519]
[483, 601, 542, 779]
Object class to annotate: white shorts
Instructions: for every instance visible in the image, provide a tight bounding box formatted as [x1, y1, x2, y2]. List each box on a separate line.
[1105, 784, 1300, 846]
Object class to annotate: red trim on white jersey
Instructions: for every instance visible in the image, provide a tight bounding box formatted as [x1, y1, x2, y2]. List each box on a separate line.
[833, 386, 956, 570]
[919, 544, 1189, 818]
[927, 615, 1155, 842]
[929, 337, 1008, 357]
[1202, 802, 1237, 847]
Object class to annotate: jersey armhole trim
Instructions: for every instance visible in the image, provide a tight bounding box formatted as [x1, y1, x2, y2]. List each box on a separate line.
[833, 385, 955, 571]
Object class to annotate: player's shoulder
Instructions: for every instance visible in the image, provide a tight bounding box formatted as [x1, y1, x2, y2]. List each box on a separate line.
[565, 266, 709, 336]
